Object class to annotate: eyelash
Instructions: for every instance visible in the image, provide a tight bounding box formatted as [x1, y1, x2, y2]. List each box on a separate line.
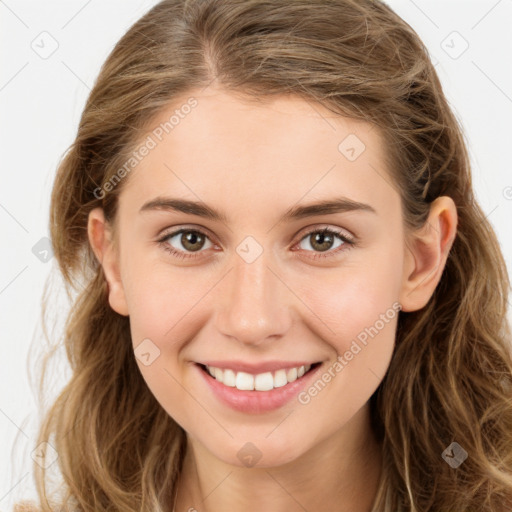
[157, 226, 355, 261]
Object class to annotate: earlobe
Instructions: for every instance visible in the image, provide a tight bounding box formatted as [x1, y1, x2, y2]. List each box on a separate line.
[87, 208, 129, 316]
[399, 196, 458, 312]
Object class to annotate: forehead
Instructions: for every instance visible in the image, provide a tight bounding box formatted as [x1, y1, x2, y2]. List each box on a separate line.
[119, 87, 397, 219]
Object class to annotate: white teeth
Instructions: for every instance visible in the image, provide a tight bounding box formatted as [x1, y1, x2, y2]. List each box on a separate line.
[273, 369, 288, 388]
[223, 369, 236, 387]
[254, 372, 274, 391]
[287, 367, 297, 382]
[235, 371, 254, 390]
[205, 363, 313, 391]
[214, 367, 224, 383]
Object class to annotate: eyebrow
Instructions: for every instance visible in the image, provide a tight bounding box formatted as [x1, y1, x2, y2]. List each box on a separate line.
[139, 196, 377, 222]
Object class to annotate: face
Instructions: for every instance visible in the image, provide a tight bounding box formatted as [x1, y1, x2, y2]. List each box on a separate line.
[89, 86, 438, 468]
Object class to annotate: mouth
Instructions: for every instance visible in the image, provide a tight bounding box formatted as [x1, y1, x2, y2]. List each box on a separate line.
[196, 361, 322, 392]
[195, 360, 324, 414]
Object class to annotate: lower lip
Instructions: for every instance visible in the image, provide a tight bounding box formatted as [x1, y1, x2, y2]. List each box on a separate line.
[195, 363, 322, 414]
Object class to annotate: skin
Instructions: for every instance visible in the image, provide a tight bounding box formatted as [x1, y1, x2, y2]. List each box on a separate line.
[88, 86, 457, 512]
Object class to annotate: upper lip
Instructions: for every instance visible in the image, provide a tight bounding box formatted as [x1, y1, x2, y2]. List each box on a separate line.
[196, 360, 320, 374]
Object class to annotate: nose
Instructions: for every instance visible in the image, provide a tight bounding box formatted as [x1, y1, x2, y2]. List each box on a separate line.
[214, 247, 293, 346]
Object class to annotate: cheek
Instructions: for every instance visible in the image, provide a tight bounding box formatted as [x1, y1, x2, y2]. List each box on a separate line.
[302, 252, 403, 345]
[122, 246, 209, 344]
[303, 276, 399, 383]
[122, 262, 207, 430]
[293, 269, 400, 431]
[295, 246, 403, 398]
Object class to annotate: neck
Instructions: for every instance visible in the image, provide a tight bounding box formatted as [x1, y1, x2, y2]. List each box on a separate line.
[173, 404, 382, 512]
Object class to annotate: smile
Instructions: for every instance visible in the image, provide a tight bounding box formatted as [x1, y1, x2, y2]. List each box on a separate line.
[203, 363, 317, 391]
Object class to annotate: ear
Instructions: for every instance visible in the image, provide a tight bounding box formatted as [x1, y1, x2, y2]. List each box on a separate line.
[399, 196, 458, 312]
[87, 207, 129, 316]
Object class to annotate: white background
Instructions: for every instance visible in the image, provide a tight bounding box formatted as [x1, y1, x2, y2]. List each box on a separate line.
[1, 0, 511, 509]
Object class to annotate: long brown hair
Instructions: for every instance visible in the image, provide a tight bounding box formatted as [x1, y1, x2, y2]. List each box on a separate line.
[16, 0, 512, 510]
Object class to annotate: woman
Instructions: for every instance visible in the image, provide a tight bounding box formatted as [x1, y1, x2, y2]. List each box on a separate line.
[17, 0, 512, 510]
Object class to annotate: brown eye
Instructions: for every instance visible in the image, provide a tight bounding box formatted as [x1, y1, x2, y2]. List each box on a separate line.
[296, 227, 354, 259]
[307, 231, 336, 252]
[180, 231, 206, 252]
[160, 229, 213, 255]
[299, 229, 346, 252]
